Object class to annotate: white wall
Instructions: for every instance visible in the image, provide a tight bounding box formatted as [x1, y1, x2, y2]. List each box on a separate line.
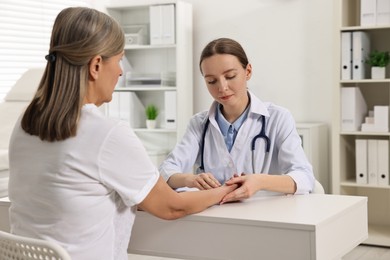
[105, 0, 334, 125]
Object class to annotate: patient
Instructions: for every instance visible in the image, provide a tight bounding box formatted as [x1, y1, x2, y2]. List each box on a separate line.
[7, 7, 237, 260]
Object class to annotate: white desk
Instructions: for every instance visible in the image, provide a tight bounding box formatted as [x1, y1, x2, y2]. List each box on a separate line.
[129, 193, 367, 260]
[0, 194, 367, 260]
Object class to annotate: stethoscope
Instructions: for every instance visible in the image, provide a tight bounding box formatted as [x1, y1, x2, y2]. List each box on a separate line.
[199, 115, 270, 174]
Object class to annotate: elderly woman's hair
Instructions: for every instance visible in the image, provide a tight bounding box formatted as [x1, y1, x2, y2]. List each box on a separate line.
[21, 7, 124, 141]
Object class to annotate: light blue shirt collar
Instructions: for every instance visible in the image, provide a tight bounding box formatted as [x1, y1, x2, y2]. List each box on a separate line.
[216, 102, 250, 152]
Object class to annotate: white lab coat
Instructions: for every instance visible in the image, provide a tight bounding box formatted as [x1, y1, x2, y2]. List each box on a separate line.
[159, 91, 314, 194]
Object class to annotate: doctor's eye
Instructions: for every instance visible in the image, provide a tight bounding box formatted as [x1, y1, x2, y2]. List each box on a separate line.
[206, 79, 217, 85]
[225, 75, 236, 80]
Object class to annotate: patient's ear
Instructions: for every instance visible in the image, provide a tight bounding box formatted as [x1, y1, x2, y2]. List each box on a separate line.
[89, 55, 102, 80]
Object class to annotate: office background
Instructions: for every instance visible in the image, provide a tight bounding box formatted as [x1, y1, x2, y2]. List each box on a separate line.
[96, 0, 334, 125]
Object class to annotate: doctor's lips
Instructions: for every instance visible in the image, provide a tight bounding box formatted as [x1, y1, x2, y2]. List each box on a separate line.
[220, 94, 233, 100]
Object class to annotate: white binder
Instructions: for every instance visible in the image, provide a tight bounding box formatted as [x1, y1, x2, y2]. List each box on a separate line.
[164, 91, 176, 129]
[368, 139, 378, 185]
[361, 0, 377, 26]
[128, 92, 145, 128]
[352, 31, 370, 80]
[162, 4, 175, 44]
[150, 4, 175, 45]
[374, 105, 389, 132]
[341, 32, 352, 80]
[377, 0, 390, 25]
[341, 87, 367, 131]
[377, 140, 389, 186]
[356, 139, 368, 184]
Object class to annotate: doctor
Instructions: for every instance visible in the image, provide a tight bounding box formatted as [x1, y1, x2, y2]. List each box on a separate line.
[160, 38, 314, 202]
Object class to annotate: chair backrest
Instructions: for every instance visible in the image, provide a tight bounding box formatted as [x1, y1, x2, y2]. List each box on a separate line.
[0, 230, 71, 260]
[312, 179, 325, 194]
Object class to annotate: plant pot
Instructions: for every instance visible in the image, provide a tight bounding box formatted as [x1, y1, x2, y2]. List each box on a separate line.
[146, 119, 157, 129]
[371, 67, 386, 79]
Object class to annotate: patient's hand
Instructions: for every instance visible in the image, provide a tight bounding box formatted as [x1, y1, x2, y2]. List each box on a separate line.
[186, 172, 221, 190]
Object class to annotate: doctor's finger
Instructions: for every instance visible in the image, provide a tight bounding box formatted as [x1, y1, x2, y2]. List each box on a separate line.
[225, 176, 244, 185]
[221, 190, 243, 204]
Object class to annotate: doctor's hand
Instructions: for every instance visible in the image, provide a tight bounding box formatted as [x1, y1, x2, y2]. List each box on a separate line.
[185, 172, 221, 190]
[220, 174, 261, 203]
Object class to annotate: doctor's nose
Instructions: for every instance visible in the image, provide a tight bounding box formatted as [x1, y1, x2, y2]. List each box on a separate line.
[218, 79, 228, 92]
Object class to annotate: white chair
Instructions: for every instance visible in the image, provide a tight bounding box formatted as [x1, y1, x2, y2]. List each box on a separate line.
[312, 179, 325, 194]
[0, 230, 71, 260]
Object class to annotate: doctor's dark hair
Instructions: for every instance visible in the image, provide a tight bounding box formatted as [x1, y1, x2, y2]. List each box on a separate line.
[199, 38, 249, 74]
[21, 7, 124, 142]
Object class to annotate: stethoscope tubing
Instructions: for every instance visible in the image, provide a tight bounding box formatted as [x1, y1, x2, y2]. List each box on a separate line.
[199, 115, 270, 173]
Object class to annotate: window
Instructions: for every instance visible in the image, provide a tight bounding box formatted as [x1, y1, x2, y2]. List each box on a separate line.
[0, 0, 90, 100]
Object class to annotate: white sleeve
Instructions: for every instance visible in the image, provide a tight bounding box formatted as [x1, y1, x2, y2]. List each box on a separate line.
[98, 122, 159, 207]
[159, 115, 204, 181]
[274, 110, 315, 194]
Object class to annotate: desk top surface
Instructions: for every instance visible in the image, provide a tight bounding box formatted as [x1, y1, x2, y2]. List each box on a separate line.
[2, 193, 367, 231]
[175, 193, 367, 230]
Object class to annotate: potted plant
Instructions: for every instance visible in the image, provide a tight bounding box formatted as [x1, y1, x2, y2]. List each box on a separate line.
[366, 50, 390, 79]
[145, 104, 158, 129]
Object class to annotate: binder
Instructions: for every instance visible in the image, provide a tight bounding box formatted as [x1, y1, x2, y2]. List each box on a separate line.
[377, 140, 389, 186]
[361, 0, 377, 26]
[377, 0, 390, 25]
[368, 139, 378, 185]
[356, 139, 368, 184]
[352, 31, 370, 80]
[128, 92, 146, 128]
[341, 32, 352, 80]
[374, 105, 389, 132]
[164, 91, 176, 129]
[150, 4, 175, 45]
[162, 4, 175, 44]
[341, 87, 367, 131]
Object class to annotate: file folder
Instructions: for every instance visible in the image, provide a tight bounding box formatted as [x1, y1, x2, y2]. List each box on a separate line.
[377, 0, 390, 25]
[341, 87, 367, 131]
[150, 4, 175, 45]
[341, 32, 352, 80]
[368, 139, 378, 185]
[377, 140, 389, 186]
[128, 92, 146, 128]
[356, 139, 368, 184]
[150, 5, 163, 45]
[164, 91, 176, 129]
[374, 106, 389, 132]
[361, 0, 377, 26]
[352, 31, 370, 80]
[162, 4, 175, 44]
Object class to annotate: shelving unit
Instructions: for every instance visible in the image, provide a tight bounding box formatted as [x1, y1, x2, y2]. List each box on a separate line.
[333, 0, 390, 246]
[106, 0, 193, 165]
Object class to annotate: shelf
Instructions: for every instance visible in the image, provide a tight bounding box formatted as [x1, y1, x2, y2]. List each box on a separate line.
[340, 79, 390, 84]
[106, 0, 193, 167]
[364, 224, 390, 247]
[124, 44, 176, 50]
[341, 25, 390, 32]
[340, 180, 390, 190]
[340, 131, 390, 136]
[115, 87, 177, 91]
[133, 128, 176, 133]
[334, 0, 390, 247]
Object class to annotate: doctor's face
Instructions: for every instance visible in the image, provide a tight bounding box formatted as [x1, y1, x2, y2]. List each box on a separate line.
[200, 54, 252, 110]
